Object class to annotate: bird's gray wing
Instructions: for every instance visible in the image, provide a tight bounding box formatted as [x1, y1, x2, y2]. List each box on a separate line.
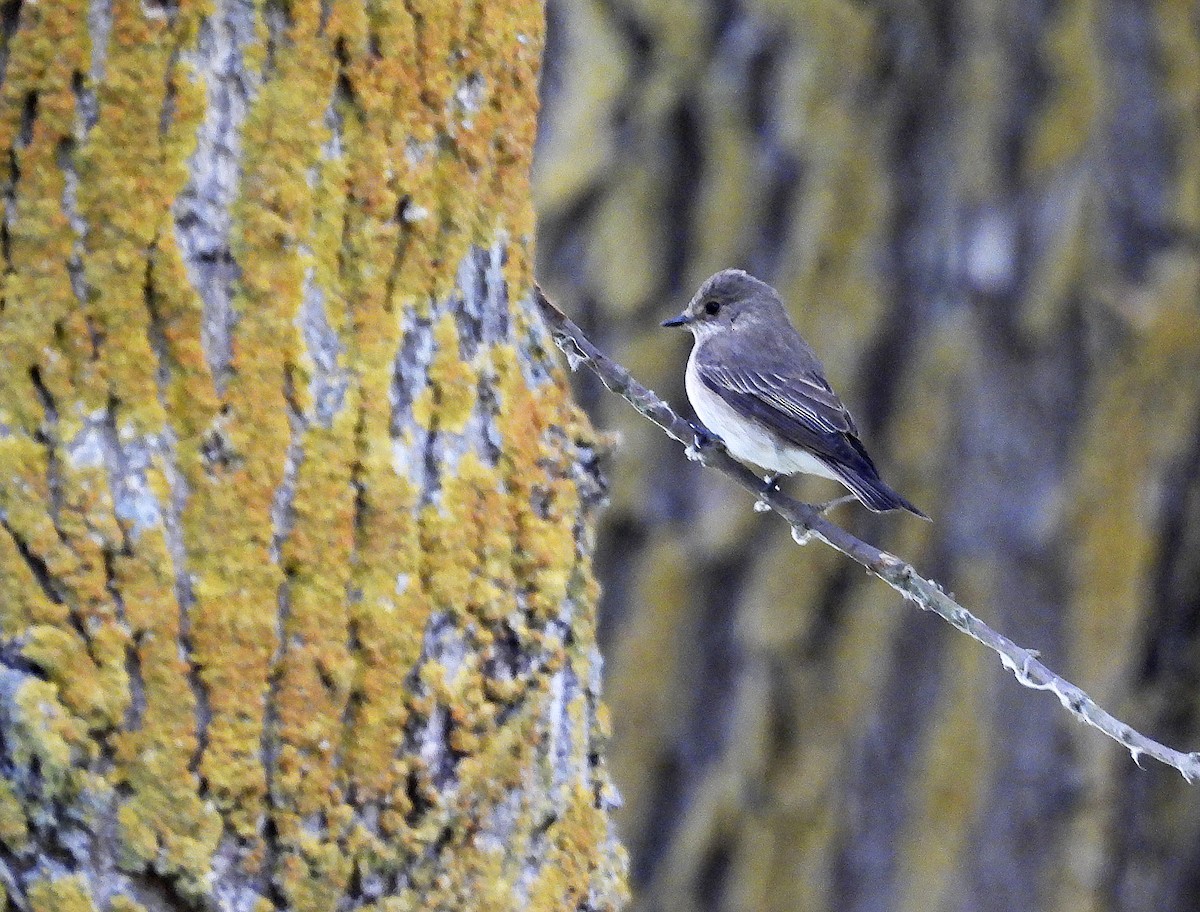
[698, 357, 857, 434]
[695, 356, 874, 470]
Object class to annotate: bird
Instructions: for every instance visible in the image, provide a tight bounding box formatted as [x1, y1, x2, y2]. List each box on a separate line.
[661, 269, 928, 519]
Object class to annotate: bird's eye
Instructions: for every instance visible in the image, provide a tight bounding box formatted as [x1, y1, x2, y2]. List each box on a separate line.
[704, 300, 721, 316]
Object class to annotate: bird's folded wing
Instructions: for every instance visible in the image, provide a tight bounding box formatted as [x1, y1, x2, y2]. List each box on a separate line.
[696, 360, 874, 470]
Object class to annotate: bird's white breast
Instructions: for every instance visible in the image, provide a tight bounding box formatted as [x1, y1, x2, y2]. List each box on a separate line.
[685, 345, 841, 481]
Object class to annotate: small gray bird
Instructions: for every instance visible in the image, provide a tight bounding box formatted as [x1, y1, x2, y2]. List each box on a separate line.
[662, 269, 928, 518]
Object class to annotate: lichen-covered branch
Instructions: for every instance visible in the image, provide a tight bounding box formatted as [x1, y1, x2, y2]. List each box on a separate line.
[535, 287, 1200, 784]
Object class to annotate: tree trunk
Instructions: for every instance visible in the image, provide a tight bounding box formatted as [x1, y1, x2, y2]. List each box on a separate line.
[0, 1, 627, 909]
[537, 1, 1200, 910]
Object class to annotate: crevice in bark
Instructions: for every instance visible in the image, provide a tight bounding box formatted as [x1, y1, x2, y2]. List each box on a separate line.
[258, 570, 291, 908]
[0, 153, 13, 279]
[261, 0, 292, 78]
[298, 266, 348, 428]
[0, 519, 65, 607]
[103, 545, 146, 735]
[181, 599, 210, 781]
[157, 40, 183, 140]
[399, 0, 429, 105]
[16, 89, 35, 147]
[381, 195, 414, 312]
[831, 588, 953, 911]
[335, 399, 368, 785]
[58, 134, 89, 308]
[0, 0, 24, 88]
[141, 247, 172, 398]
[269, 370, 306, 563]
[28, 366, 65, 532]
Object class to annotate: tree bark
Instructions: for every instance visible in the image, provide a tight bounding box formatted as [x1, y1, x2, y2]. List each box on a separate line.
[537, 1, 1200, 910]
[0, 1, 627, 909]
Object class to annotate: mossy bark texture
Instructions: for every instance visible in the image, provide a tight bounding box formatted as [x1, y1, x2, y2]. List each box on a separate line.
[0, 1, 627, 909]
[537, 1, 1200, 910]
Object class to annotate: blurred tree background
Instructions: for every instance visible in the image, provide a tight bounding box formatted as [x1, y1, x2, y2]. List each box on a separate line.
[534, 1, 1200, 910]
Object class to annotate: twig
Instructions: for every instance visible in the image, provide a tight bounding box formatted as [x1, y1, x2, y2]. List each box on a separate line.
[533, 285, 1200, 783]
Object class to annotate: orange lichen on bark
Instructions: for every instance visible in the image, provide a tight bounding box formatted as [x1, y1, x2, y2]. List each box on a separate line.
[74, 0, 204, 428]
[182, 0, 333, 841]
[0, 0, 91, 431]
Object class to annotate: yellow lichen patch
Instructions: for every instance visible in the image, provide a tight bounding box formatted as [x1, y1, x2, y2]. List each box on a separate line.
[1156, 0, 1200, 226]
[0, 777, 29, 850]
[109, 898, 150, 912]
[74, 0, 196, 430]
[27, 875, 99, 912]
[109, 533, 221, 893]
[273, 410, 359, 910]
[0, 438, 129, 730]
[527, 783, 615, 910]
[22, 625, 127, 725]
[184, 0, 338, 840]
[0, 0, 91, 431]
[342, 456, 423, 798]
[8, 677, 91, 803]
[0, 517, 72, 639]
[148, 231, 222, 437]
[492, 355, 589, 623]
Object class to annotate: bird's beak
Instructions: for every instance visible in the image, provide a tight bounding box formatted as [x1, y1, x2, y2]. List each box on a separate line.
[661, 311, 691, 328]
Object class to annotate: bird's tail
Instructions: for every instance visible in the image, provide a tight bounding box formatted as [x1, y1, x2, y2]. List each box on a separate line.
[832, 463, 930, 520]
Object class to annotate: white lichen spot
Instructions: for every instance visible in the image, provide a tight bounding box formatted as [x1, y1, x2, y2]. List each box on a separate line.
[404, 137, 437, 166]
[395, 572, 410, 596]
[67, 423, 107, 469]
[455, 73, 486, 115]
[401, 203, 430, 223]
[115, 480, 164, 534]
[753, 499, 771, 513]
[684, 444, 702, 462]
[791, 526, 813, 546]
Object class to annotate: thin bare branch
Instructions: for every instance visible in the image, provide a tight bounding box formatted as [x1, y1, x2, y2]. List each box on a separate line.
[534, 285, 1200, 783]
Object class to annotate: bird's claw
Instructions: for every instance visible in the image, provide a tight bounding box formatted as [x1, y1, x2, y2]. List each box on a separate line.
[690, 422, 721, 451]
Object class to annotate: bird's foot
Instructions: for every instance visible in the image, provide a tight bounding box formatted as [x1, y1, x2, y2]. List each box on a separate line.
[752, 474, 784, 513]
[691, 422, 721, 449]
[685, 422, 722, 461]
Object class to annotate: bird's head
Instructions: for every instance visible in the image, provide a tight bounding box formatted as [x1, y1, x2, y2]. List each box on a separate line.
[661, 269, 786, 338]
